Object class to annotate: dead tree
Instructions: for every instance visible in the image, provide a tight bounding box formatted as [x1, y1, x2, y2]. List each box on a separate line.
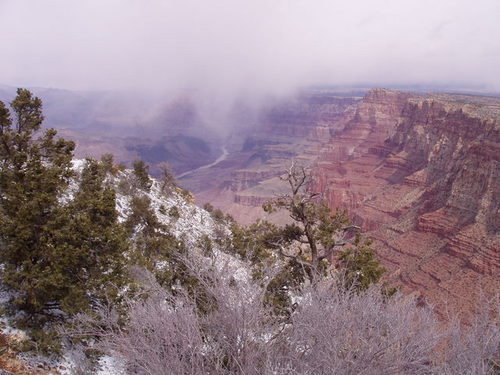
[263, 161, 360, 283]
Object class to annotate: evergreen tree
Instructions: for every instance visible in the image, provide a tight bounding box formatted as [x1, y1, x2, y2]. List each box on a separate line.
[133, 159, 152, 191]
[0, 90, 127, 318]
[125, 194, 184, 286]
[0, 89, 75, 314]
[338, 236, 385, 291]
[53, 158, 128, 313]
[158, 161, 176, 194]
[100, 153, 118, 175]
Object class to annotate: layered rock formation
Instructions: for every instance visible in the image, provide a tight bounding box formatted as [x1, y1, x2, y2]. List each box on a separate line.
[310, 90, 499, 316]
[182, 88, 499, 316]
[259, 93, 359, 139]
[180, 92, 361, 223]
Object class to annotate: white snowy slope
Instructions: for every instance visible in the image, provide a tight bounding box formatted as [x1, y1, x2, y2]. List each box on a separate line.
[2, 159, 253, 374]
[67, 159, 231, 249]
[65, 160, 253, 373]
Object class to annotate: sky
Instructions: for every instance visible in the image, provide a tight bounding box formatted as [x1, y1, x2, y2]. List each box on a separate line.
[1, 0, 500, 97]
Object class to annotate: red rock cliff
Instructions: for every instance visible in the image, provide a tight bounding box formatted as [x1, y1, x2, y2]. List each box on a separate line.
[312, 90, 499, 316]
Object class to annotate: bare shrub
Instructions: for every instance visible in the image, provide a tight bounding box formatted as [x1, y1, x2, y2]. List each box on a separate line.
[68, 269, 207, 375]
[173, 257, 278, 374]
[107, 287, 206, 374]
[272, 283, 441, 374]
[69, 262, 276, 374]
[68, 264, 499, 375]
[438, 294, 499, 375]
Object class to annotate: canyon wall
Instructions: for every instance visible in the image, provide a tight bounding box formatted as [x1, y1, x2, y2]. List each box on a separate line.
[184, 88, 499, 316]
[311, 90, 499, 316]
[181, 93, 360, 223]
[259, 94, 359, 139]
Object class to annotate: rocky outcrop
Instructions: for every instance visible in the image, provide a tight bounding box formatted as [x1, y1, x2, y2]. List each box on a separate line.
[311, 90, 500, 316]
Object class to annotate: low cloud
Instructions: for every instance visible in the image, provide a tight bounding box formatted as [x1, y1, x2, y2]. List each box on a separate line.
[0, 0, 498, 97]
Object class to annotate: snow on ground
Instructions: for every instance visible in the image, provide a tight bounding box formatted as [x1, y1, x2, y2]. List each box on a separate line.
[96, 355, 125, 375]
[129, 177, 224, 247]
[58, 353, 125, 375]
[67, 157, 252, 297]
[1, 160, 254, 374]
[66, 159, 233, 249]
[0, 285, 28, 341]
[111, 166, 255, 304]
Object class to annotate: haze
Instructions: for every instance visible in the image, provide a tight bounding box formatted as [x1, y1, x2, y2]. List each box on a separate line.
[1, 0, 499, 97]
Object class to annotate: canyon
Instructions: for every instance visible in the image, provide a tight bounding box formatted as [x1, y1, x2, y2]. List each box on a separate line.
[2, 84, 496, 316]
[0, 86, 223, 177]
[180, 88, 499, 316]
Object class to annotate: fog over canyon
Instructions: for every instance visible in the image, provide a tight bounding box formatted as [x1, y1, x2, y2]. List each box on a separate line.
[0, 1, 498, 372]
[1, 83, 497, 318]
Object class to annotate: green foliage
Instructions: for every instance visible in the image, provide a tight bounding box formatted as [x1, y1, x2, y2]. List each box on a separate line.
[248, 163, 386, 316]
[229, 221, 274, 264]
[261, 163, 382, 288]
[125, 195, 160, 235]
[205, 202, 235, 225]
[55, 159, 128, 313]
[122, 188, 220, 314]
[100, 153, 118, 176]
[12, 325, 62, 355]
[133, 159, 152, 191]
[211, 208, 226, 223]
[0, 91, 127, 322]
[0, 101, 12, 130]
[264, 259, 305, 317]
[158, 162, 176, 194]
[0, 89, 75, 314]
[338, 236, 385, 291]
[124, 192, 210, 310]
[229, 219, 327, 316]
[10, 88, 44, 132]
[131, 232, 215, 314]
[117, 162, 127, 172]
[228, 221, 306, 316]
[131, 232, 183, 274]
[117, 177, 133, 195]
[198, 234, 213, 257]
